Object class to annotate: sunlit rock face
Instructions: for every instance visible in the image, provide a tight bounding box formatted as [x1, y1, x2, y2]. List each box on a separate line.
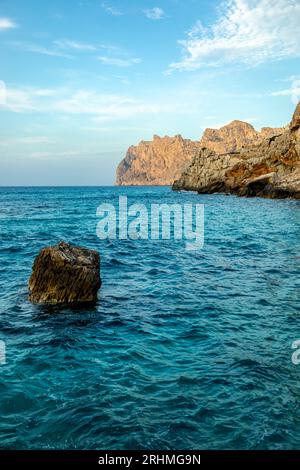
[116, 121, 285, 187]
[116, 134, 201, 186]
[199, 120, 285, 154]
[173, 103, 300, 199]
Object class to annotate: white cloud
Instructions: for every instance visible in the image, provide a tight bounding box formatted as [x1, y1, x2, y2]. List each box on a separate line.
[271, 88, 300, 97]
[97, 56, 141, 67]
[8, 41, 73, 58]
[8, 39, 140, 66]
[32, 88, 58, 97]
[0, 17, 17, 30]
[0, 136, 53, 146]
[54, 39, 97, 51]
[101, 2, 123, 16]
[18, 136, 53, 144]
[91, 102, 161, 121]
[113, 75, 130, 85]
[0, 80, 7, 105]
[84, 125, 151, 132]
[0, 85, 162, 121]
[0, 85, 67, 112]
[271, 76, 300, 104]
[28, 150, 79, 160]
[54, 90, 160, 120]
[277, 75, 300, 83]
[53, 90, 133, 114]
[169, 0, 300, 72]
[2, 87, 37, 112]
[144, 7, 165, 20]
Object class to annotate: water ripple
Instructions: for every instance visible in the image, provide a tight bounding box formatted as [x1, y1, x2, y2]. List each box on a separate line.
[0, 187, 300, 449]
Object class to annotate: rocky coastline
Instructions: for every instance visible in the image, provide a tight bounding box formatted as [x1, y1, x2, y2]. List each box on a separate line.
[172, 102, 300, 199]
[116, 114, 287, 192]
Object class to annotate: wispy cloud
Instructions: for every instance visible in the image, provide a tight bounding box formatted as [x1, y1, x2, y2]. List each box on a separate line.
[54, 39, 97, 51]
[8, 41, 73, 58]
[28, 150, 83, 160]
[1, 86, 37, 112]
[0, 17, 17, 31]
[0, 82, 66, 112]
[144, 7, 165, 20]
[0, 136, 54, 146]
[101, 2, 123, 16]
[54, 90, 160, 120]
[7, 38, 140, 67]
[113, 75, 130, 85]
[0, 83, 162, 121]
[53, 12, 64, 21]
[0, 80, 6, 105]
[168, 0, 300, 72]
[54, 40, 129, 57]
[84, 125, 151, 132]
[271, 76, 300, 104]
[18, 136, 53, 144]
[97, 56, 141, 67]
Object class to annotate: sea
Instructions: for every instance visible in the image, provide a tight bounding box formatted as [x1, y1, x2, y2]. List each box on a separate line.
[0, 185, 300, 450]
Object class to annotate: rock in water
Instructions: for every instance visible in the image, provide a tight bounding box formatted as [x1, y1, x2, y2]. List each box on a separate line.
[29, 241, 101, 304]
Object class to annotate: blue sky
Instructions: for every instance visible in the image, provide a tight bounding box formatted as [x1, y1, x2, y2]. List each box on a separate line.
[0, 0, 300, 185]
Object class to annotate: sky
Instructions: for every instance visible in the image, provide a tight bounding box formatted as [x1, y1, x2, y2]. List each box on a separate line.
[0, 0, 300, 185]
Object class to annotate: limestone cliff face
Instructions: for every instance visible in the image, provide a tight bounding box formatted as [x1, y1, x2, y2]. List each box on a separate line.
[199, 120, 285, 154]
[116, 121, 285, 186]
[173, 103, 300, 199]
[116, 135, 201, 186]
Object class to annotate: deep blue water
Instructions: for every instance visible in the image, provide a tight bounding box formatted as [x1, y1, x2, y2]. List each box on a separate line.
[0, 186, 300, 450]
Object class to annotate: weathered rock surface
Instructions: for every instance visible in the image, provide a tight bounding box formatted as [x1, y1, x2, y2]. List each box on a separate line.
[173, 102, 300, 199]
[116, 122, 284, 186]
[29, 241, 101, 304]
[200, 120, 285, 154]
[116, 134, 201, 186]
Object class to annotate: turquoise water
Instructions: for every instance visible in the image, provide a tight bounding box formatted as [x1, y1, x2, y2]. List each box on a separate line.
[0, 186, 300, 450]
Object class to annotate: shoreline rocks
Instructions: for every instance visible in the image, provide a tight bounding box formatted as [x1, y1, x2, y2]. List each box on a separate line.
[173, 102, 300, 199]
[29, 241, 101, 304]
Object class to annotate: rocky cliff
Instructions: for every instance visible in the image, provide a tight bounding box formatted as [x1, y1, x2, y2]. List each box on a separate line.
[116, 122, 285, 186]
[200, 120, 285, 154]
[173, 103, 300, 199]
[116, 135, 201, 186]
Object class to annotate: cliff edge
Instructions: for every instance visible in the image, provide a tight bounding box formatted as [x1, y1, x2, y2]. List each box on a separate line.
[173, 103, 300, 199]
[116, 121, 285, 186]
[116, 135, 201, 186]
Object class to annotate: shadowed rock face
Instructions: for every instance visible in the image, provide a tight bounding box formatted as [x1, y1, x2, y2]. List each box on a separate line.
[173, 102, 300, 199]
[29, 241, 101, 304]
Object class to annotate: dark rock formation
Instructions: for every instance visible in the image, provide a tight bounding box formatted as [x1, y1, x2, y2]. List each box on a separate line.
[29, 241, 101, 304]
[173, 103, 300, 199]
